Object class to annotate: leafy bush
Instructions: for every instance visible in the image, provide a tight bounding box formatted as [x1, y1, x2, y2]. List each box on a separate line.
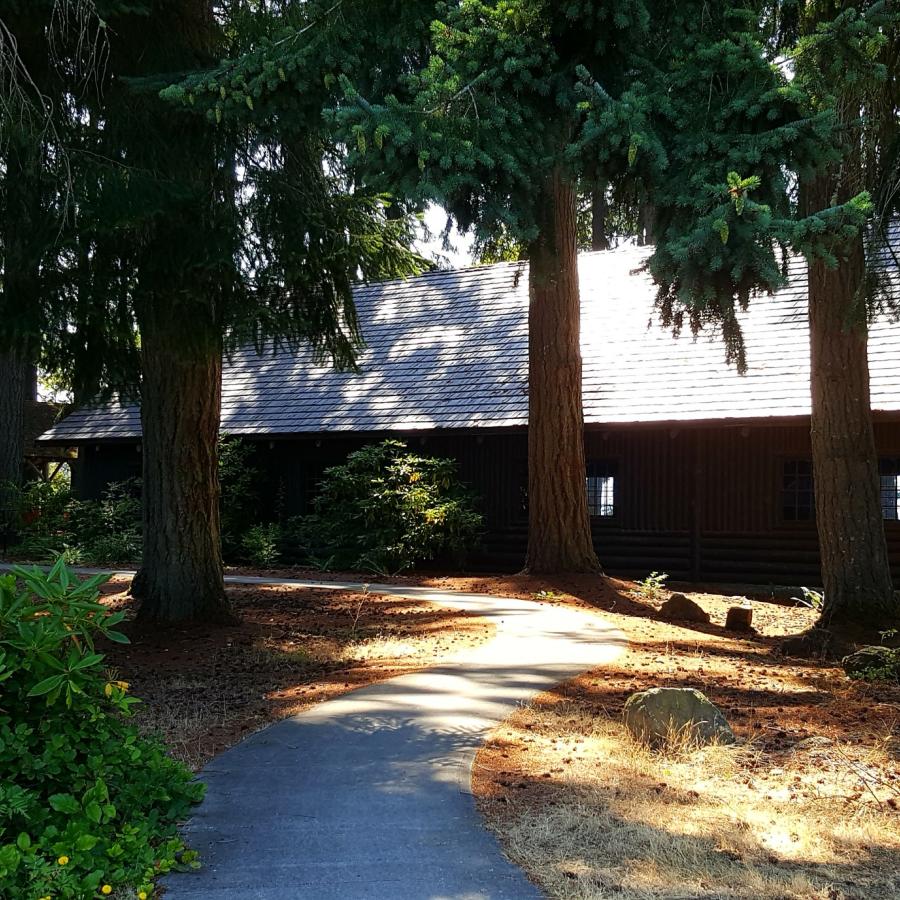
[240, 523, 281, 567]
[219, 435, 262, 560]
[0, 560, 203, 898]
[3, 478, 76, 561]
[68, 480, 142, 565]
[300, 440, 482, 574]
[8, 480, 142, 566]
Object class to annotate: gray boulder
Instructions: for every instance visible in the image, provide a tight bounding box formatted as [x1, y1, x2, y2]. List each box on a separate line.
[623, 687, 735, 749]
[659, 593, 710, 623]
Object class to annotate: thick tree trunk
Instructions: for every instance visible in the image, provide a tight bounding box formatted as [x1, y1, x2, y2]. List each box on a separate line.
[131, 311, 229, 622]
[116, 1, 232, 622]
[524, 167, 600, 574]
[803, 174, 898, 634]
[591, 185, 609, 251]
[0, 348, 27, 492]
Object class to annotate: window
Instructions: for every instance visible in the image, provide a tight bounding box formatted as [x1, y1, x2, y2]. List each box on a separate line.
[880, 459, 900, 521]
[782, 460, 814, 521]
[586, 461, 616, 517]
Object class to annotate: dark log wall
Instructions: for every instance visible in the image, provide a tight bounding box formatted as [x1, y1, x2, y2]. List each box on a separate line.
[69, 419, 900, 586]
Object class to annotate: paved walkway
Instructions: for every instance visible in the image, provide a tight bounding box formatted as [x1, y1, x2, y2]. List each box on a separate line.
[3, 565, 626, 899]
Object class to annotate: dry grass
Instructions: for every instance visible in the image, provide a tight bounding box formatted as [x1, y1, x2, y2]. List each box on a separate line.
[472, 579, 900, 900]
[479, 699, 900, 899]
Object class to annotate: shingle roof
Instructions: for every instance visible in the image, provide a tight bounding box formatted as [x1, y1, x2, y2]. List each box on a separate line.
[40, 243, 900, 443]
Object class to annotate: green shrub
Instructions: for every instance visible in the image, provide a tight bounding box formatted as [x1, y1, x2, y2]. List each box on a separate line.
[240, 523, 281, 568]
[301, 440, 483, 574]
[3, 478, 76, 561]
[67, 480, 142, 565]
[0, 559, 204, 899]
[9, 480, 142, 566]
[219, 435, 262, 560]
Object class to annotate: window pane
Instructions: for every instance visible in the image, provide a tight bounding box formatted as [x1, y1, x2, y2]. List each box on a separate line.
[781, 460, 814, 522]
[881, 474, 899, 521]
[586, 469, 615, 518]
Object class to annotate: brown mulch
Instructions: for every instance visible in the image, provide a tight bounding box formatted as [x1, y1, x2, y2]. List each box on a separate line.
[95, 577, 493, 770]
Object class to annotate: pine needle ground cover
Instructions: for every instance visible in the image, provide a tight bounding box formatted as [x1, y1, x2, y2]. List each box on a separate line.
[468, 579, 900, 899]
[95, 578, 494, 770]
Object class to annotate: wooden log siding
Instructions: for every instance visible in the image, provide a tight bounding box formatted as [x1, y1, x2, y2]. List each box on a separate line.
[70, 419, 900, 585]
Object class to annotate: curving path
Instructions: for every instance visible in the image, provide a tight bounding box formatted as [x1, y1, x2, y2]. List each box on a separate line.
[1, 567, 626, 899]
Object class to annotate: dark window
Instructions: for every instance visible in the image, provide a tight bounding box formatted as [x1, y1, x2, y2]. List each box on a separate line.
[782, 460, 814, 521]
[586, 461, 616, 518]
[880, 459, 900, 521]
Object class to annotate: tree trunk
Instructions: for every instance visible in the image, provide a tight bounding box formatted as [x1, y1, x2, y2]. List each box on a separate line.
[116, 1, 232, 623]
[132, 310, 229, 622]
[524, 167, 600, 574]
[591, 184, 609, 251]
[803, 173, 898, 634]
[0, 348, 27, 492]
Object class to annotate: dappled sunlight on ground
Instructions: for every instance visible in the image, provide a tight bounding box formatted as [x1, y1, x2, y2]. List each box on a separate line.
[95, 580, 494, 769]
[473, 579, 900, 899]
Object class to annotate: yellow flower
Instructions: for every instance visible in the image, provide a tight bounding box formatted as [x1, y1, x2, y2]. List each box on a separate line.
[57, 856, 69, 866]
[114, 680, 129, 692]
[138, 893, 148, 900]
[101, 886, 112, 896]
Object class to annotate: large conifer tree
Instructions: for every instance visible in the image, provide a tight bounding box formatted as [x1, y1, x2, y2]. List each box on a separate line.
[643, 1, 900, 641]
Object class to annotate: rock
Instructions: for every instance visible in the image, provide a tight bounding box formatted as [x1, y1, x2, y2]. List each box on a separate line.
[725, 603, 754, 632]
[842, 645, 900, 681]
[659, 593, 710, 623]
[623, 687, 735, 749]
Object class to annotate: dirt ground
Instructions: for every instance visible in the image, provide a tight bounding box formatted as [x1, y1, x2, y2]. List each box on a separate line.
[457, 576, 900, 900]
[96, 577, 493, 770]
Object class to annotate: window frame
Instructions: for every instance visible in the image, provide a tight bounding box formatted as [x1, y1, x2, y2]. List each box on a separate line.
[777, 456, 816, 526]
[879, 458, 900, 524]
[586, 459, 618, 520]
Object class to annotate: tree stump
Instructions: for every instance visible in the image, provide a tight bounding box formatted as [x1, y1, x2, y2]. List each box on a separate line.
[725, 603, 753, 632]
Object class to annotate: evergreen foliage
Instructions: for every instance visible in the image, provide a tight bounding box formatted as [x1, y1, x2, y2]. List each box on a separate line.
[300, 440, 483, 574]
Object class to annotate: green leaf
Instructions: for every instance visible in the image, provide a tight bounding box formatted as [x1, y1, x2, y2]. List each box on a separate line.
[15, 833, 30, 851]
[28, 674, 65, 697]
[48, 793, 80, 814]
[75, 833, 99, 851]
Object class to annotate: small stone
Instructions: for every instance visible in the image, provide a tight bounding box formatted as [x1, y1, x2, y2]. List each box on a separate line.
[725, 603, 754, 632]
[659, 593, 710, 623]
[623, 687, 735, 749]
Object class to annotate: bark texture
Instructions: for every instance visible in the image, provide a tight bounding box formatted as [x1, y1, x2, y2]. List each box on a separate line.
[116, 1, 232, 622]
[524, 167, 600, 574]
[132, 311, 228, 622]
[804, 173, 898, 632]
[0, 349, 27, 492]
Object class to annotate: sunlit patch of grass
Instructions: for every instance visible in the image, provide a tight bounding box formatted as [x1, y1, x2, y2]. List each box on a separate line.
[480, 700, 900, 899]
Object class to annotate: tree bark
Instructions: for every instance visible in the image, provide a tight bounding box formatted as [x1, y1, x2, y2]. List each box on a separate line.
[803, 173, 898, 634]
[131, 310, 229, 622]
[524, 166, 600, 574]
[0, 348, 27, 520]
[111, 1, 232, 622]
